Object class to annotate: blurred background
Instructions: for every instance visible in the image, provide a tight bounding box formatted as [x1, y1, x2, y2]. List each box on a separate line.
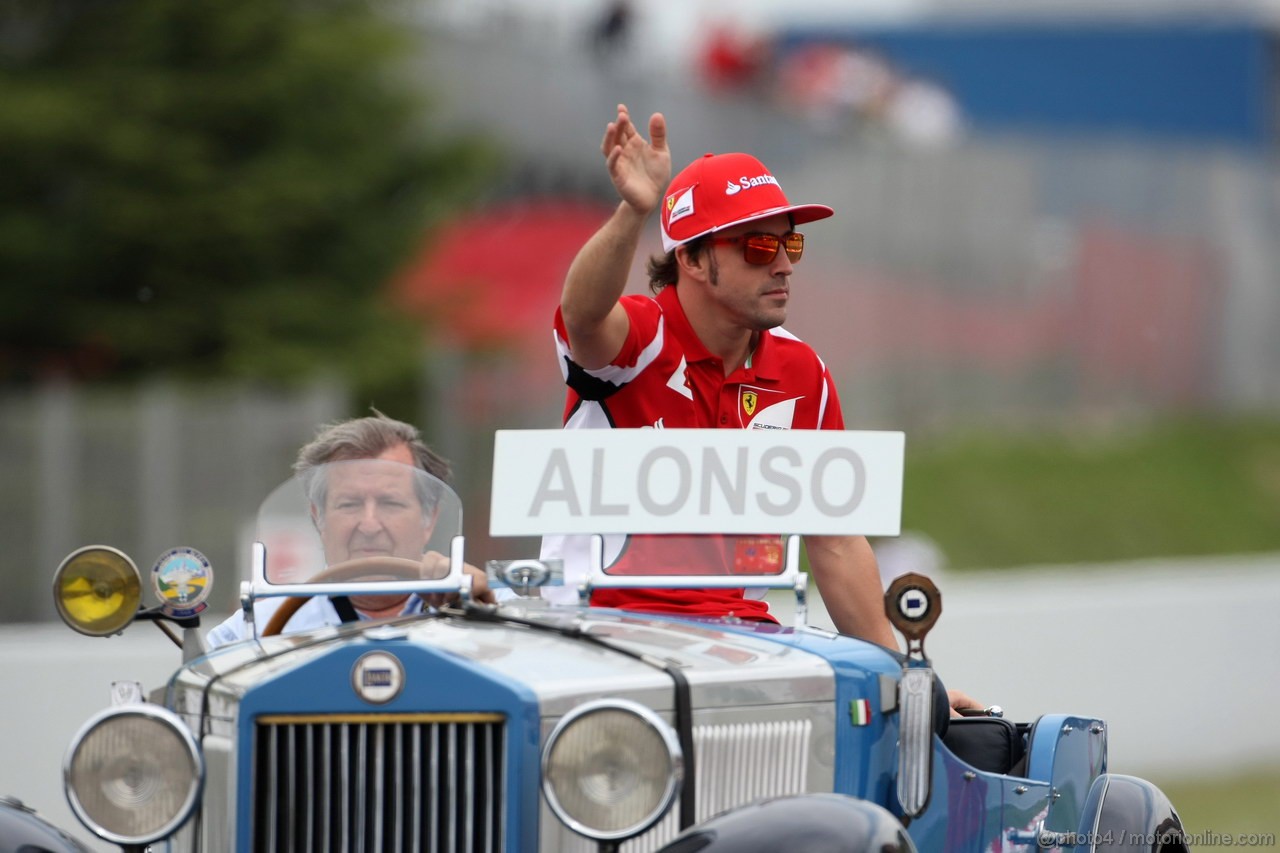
[2, 0, 1278, 846]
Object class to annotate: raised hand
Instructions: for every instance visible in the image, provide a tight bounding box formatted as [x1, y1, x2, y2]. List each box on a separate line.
[601, 103, 670, 216]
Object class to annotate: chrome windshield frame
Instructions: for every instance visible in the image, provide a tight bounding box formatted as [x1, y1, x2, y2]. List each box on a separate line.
[243, 536, 471, 603]
[581, 533, 812, 630]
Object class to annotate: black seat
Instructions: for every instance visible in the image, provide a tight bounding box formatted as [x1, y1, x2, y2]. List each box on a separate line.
[941, 717, 1027, 774]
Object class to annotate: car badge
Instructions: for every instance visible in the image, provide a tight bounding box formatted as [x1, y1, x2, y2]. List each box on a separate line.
[352, 651, 405, 705]
[885, 572, 941, 660]
[151, 547, 213, 618]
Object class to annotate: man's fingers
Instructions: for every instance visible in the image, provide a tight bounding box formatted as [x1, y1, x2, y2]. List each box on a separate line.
[463, 563, 495, 605]
[946, 690, 982, 719]
[947, 689, 984, 711]
[615, 109, 636, 143]
[600, 121, 616, 158]
[602, 114, 629, 159]
[648, 112, 668, 152]
[420, 550, 450, 580]
[417, 555, 494, 608]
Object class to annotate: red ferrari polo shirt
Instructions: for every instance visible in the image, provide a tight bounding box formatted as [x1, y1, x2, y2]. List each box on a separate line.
[547, 285, 845, 621]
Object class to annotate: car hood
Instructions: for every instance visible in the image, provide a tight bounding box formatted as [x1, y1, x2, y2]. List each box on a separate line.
[170, 603, 844, 723]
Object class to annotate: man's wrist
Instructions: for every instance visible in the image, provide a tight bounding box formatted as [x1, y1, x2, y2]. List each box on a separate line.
[617, 197, 657, 222]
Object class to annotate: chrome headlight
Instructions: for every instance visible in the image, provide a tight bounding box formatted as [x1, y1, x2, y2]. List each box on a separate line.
[542, 699, 682, 841]
[64, 704, 203, 845]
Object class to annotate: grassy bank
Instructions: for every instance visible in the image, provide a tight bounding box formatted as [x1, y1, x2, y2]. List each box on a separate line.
[1153, 768, 1280, 849]
[895, 416, 1280, 570]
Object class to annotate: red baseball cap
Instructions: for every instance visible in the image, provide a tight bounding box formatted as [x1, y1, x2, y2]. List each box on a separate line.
[659, 152, 834, 253]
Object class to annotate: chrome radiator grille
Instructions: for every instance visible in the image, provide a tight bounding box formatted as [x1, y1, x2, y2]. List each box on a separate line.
[253, 713, 506, 853]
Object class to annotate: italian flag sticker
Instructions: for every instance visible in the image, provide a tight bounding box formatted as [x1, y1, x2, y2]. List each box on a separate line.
[850, 698, 872, 726]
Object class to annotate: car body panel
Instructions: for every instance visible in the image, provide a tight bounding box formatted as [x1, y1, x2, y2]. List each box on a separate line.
[161, 604, 844, 850]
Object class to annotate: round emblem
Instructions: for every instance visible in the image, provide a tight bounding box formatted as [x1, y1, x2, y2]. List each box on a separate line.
[351, 652, 405, 705]
[151, 548, 213, 617]
[884, 572, 942, 653]
[897, 587, 931, 622]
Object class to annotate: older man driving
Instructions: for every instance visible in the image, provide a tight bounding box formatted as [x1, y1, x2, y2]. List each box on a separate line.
[207, 412, 492, 648]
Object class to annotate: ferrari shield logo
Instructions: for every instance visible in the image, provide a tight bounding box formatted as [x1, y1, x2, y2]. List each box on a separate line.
[666, 187, 695, 225]
[742, 391, 758, 417]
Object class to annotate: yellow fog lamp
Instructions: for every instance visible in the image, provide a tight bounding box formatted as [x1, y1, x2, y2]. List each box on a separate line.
[53, 546, 142, 636]
[543, 699, 683, 842]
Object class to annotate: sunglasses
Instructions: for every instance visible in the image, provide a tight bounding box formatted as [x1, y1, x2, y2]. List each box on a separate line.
[704, 231, 805, 265]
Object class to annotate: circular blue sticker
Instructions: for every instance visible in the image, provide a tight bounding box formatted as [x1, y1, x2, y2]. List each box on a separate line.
[151, 548, 213, 617]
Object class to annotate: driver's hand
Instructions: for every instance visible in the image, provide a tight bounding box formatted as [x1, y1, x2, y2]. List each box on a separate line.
[420, 552, 497, 607]
[947, 689, 985, 718]
[460, 563, 495, 605]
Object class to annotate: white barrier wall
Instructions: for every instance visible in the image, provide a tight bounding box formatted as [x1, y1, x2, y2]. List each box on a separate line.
[3, 555, 1278, 850]
[783, 553, 1280, 776]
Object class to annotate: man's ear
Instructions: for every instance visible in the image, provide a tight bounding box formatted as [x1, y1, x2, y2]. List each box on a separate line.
[675, 244, 709, 284]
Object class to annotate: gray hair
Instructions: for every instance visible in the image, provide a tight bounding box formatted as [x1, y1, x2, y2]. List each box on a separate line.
[296, 411, 452, 511]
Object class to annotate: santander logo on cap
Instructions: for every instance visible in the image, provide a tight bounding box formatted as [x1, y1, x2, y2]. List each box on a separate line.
[726, 173, 780, 196]
[659, 152, 834, 253]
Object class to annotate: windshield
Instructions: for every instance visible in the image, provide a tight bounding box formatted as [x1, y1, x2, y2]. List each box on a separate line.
[599, 533, 787, 577]
[254, 458, 463, 585]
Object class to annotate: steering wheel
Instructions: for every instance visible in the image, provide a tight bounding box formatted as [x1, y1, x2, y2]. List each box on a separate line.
[261, 556, 430, 637]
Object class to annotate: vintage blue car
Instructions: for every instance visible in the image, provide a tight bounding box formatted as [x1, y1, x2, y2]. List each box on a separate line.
[27, 429, 1188, 852]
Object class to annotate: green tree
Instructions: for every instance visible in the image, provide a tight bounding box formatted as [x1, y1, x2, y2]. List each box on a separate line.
[0, 0, 495, 393]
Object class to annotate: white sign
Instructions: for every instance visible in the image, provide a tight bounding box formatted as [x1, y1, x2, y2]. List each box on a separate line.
[490, 429, 904, 537]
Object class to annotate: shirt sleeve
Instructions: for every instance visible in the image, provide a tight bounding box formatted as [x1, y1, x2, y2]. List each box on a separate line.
[553, 296, 663, 401]
[205, 597, 342, 649]
[818, 363, 845, 430]
[205, 611, 247, 649]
